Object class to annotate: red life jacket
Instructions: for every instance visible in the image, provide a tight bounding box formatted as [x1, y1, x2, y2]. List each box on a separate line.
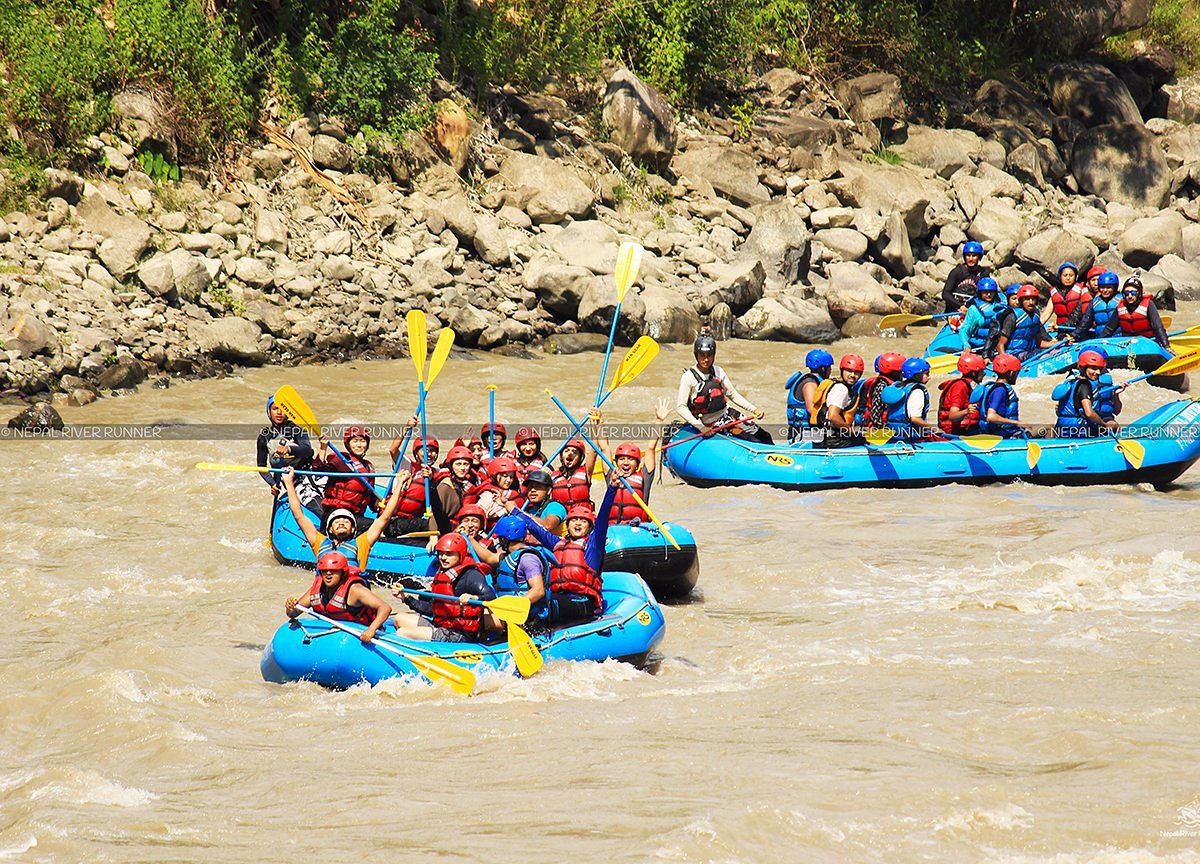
[430, 563, 485, 635]
[937, 377, 979, 434]
[466, 482, 525, 511]
[318, 454, 375, 514]
[1050, 286, 1091, 326]
[551, 467, 592, 507]
[515, 455, 545, 480]
[390, 477, 429, 519]
[608, 470, 649, 524]
[307, 572, 374, 626]
[1115, 296, 1154, 337]
[550, 537, 602, 606]
[687, 367, 727, 416]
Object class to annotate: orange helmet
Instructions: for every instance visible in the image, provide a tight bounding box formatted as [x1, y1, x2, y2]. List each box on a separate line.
[435, 533, 468, 556]
[1077, 350, 1107, 369]
[957, 353, 987, 374]
[614, 442, 642, 460]
[992, 353, 1022, 375]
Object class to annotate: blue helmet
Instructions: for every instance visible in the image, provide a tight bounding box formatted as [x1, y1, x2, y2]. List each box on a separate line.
[1097, 271, 1119, 287]
[963, 241, 984, 257]
[975, 277, 999, 293]
[491, 514, 527, 542]
[1005, 283, 1022, 296]
[902, 357, 931, 379]
[805, 349, 834, 370]
[1058, 261, 1078, 276]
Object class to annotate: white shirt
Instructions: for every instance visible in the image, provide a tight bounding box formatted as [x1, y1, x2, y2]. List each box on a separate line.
[676, 364, 757, 428]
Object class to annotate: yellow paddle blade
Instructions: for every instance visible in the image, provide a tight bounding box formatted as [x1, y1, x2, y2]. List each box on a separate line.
[609, 336, 660, 392]
[878, 313, 931, 331]
[1161, 315, 1173, 329]
[427, 327, 455, 388]
[1151, 348, 1200, 377]
[1169, 335, 1200, 352]
[927, 353, 962, 375]
[1026, 441, 1041, 470]
[196, 462, 269, 473]
[273, 385, 320, 436]
[864, 429, 894, 446]
[406, 310, 428, 382]
[506, 622, 543, 677]
[955, 434, 1004, 450]
[613, 241, 644, 302]
[484, 594, 531, 625]
[1116, 438, 1145, 469]
[404, 651, 477, 695]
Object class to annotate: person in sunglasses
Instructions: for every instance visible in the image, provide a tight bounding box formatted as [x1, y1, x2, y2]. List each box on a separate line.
[1101, 275, 1171, 350]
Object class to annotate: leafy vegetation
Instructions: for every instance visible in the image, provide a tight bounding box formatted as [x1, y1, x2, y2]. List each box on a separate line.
[1108, 0, 1200, 74]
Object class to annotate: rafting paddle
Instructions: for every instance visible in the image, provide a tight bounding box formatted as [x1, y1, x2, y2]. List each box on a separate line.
[401, 590, 542, 677]
[1115, 438, 1146, 469]
[660, 414, 757, 452]
[487, 384, 497, 459]
[878, 311, 962, 332]
[273, 385, 382, 504]
[197, 463, 407, 478]
[594, 241, 645, 407]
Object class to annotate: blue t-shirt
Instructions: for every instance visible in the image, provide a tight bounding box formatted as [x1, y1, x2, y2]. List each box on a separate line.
[984, 384, 1010, 419]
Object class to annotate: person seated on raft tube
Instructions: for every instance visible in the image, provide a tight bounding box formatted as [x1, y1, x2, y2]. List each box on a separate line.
[937, 352, 987, 435]
[677, 328, 772, 443]
[512, 427, 548, 481]
[855, 352, 906, 432]
[784, 349, 834, 443]
[1054, 350, 1124, 438]
[512, 474, 621, 624]
[1101, 275, 1172, 350]
[258, 394, 317, 504]
[478, 513, 552, 627]
[454, 502, 489, 541]
[513, 468, 566, 534]
[970, 353, 1028, 438]
[597, 399, 670, 525]
[883, 358, 942, 441]
[285, 551, 392, 644]
[550, 437, 596, 510]
[1066, 271, 1120, 342]
[985, 285, 1055, 360]
[958, 278, 1008, 353]
[1048, 262, 1091, 329]
[815, 354, 866, 449]
[282, 466, 406, 573]
[390, 533, 499, 642]
[312, 426, 379, 524]
[942, 240, 990, 314]
[381, 456, 458, 546]
[472, 454, 526, 523]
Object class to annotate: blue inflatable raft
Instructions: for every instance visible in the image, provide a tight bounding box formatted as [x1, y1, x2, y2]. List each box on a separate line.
[269, 498, 699, 599]
[260, 570, 666, 689]
[664, 399, 1200, 491]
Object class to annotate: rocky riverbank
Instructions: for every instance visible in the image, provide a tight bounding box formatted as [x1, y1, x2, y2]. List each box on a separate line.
[5, 54, 1200, 409]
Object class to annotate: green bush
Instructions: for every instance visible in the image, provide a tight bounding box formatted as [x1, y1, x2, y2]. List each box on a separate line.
[1108, 0, 1200, 74]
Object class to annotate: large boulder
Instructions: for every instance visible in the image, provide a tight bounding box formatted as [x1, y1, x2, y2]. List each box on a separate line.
[601, 68, 677, 172]
[696, 260, 765, 315]
[76, 194, 153, 276]
[1162, 73, 1200, 125]
[4, 311, 54, 358]
[1119, 211, 1185, 268]
[755, 111, 835, 153]
[822, 262, 900, 317]
[890, 126, 984, 179]
[495, 153, 595, 223]
[814, 227, 868, 262]
[951, 163, 1023, 221]
[1041, 1, 1152, 54]
[735, 201, 811, 288]
[967, 198, 1028, 246]
[1047, 62, 1143, 128]
[974, 79, 1056, 138]
[578, 279, 646, 344]
[312, 134, 353, 171]
[1151, 253, 1200, 301]
[110, 89, 177, 162]
[472, 215, 510, 267]
[874, 209, 914, 278]
[1015, 228, 1098, 275]
[834, 72, 906, 144]
[188, 317, 266, 365]
[549, 220, 620, 274]
[1071, 123, 1170, 209]
[826, 161, 949, 241]
[523, 256, 599, 318]
[737, 295, 839, 342]
[255, 208, 288, 254]
[672, 145, 769, 207]
[640, 284, 701, 343]
[7, 401, 64, 431]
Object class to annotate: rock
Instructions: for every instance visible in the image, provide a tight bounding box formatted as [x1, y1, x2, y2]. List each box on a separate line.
[545, 332, 610, 354]
[313, 231, 352, 255]
[696, 260, 765, 315]
[472, 216, 510, 267]
[1015, 227, 1099, 275]
[756, 111, 835, 152]
[159, 211, 188, 232]
[76, 193, 153, 276]
[891, 125, 983, 179]
[5, 312, 54, 357]
[968, 198, 1030, 246]
[68, 388, 97, 407]
[549, 220, 620, 274]
[824, 262, 901, 317]
[234, 257, 273, 288]
[738, 295, 839, 342]
[97, 357, 148, 390]
[524, 257, 598, 317]
[41, 168, 84, 204]
[810, 207, 854, 229]
[189, 317, 266, 365]
[250, 148, 285, 179]
[449, 303, 494, 345]
[815, 227, 868, 262]
[640, 284, 701, 343]
[137, 254, 177, 300]
[1041, 1, 1151, 55]
[827, 161, 947, 241]
[839, 313, 885, 337]
[312, 134, 353, 171]
[440, 195, 478, 244]
[578, 280, 645, 343]
[243, 299, 288, 336]
[255, 208, 288, 253]
[876, 209, 914, 278]
[601, 68, 677, 172]
[1006, 142, 1046, 188]
[431, 99, 475, 174]
[7, 402, 64, 431]
[1161, 74, 1200, 125]
[1119, 211, 1185, 268]
[1047, 62, 1143, 128]
[495, 152, 595, 223]
[110, 89, 177, 162]
[1131, 44, 1177, 88]
[1182, 222, 1200, 263]
[760, 67, 807, 99]
[671, 145, 769, 207]
[44, 198, 69, 231]
[974, 79, 1056, 138]
[734, 201, 811, 290]
[321, 255, 357, 282]
[1151, 253, 1200, 301]
[834, 72, 906, 144]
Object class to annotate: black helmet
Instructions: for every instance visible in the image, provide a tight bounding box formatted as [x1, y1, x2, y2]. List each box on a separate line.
[524, 468, 553, 488]
[693, 331, 717, 355]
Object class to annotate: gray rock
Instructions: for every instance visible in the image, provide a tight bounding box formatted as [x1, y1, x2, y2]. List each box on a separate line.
[549, 220, 620, 274]
[102, 146, 130, 174]
[815, 227, 868, 262]
[255, 208, 288, 253]
[827, 161, 947, 241]
[524, 257, 598, 317]
[111, 89, 178, 162]
[824, 261, 901, 316]
[76, 194, 153, 276]
[1006, 142, 1046, 188]
[441, 195, 478, 244]
[834, 72, 906, 144]
[601, 68, 677, 171]
[736, 201, 812, 288]
[234, 257, 274, 288]
[544, 332, 610, 354]
[1151, 253, 1200, 301]
[1041, 1, 1151, 55]
[639, 284, 701, 343]
[810, 206, 854, 229]
[313, 231, 352, 255]
[159, 211, 188, 232]
[250, 148, 286, 180]
[189, 317, 266, 365]
[97, 357, 148, 390]
[696, 259, 765, 315]
[968, 198, 1029, 246]
[179, 232, 226, 254]
[1048, 62, 1143, 128]
[321, 255, 357, 282]
[974, 79, 1056, 138]
[578, 280, 645, 342]
[4, 311, 55, 357]
[737, 295, 839, 342]
[41, 169, 84, 204]
[839, 313, 885, 337]
[1182, 222, 1200, 263]
[760, 67, 807, 100]
[137, 254, 177, 300]
[450, 303, 495, 345]
[472, 216, 510, 267]
[1119, 211, 1185, 268]
[891, 125, 983, 179]
[1015, 228, 1098, 275]
[243, 299, 290, 336]
[312, 134, 353, 171]
[876, 209, 914, 278]
[671, 146, 769, 207]
[1076, 119, 1170, 206]
[44, 197, 69, 230]
[756, 111, 835, 152]
[495, 153, 595, 223]
[1162, 73, 1200, 125]
[7, 401, 64, 430]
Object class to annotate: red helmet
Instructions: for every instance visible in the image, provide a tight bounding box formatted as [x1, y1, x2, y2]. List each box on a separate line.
[957, 353, 987, 374]
[614, 442, 642, 460]
[487, 455, 519, 477]
[515, 426, 540, 444]
[565, 504, 595, 525]
[1016, 285, 1040, 300]
[412, 436, 439, 455]
[467, 435, 484, 448]
[992, 353, 1022, 374]
[876, 352, 906, 375]
[444, 445, 473, 465]
[343, 425, 371, 446]
[1085, 266, 1106, 282]
[563, 438, 587, 455]
[455, 503, 487, 523]
[481, 422, 507, 438]
[316, 551, 349, 573]
[435, 533, 469, 556]
[1077, 350, 1107, 369]
[839, 353, 865, 372]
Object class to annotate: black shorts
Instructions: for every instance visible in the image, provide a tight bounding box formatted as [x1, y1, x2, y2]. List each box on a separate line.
[550, 593, 599, 624]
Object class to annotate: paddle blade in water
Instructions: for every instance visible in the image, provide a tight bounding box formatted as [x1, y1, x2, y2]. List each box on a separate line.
[273, 386, 320, 436]
[404, 651, 476, 695]
[613, 241, 644, 301]
[427, 327, 455, 388]
[878, 313, 930, 331]
[506, 622, 543, 678]
[1116, 439, 1145, 469]
[195, 462, 269, 473]
[406, 310, 428, 381]
[609, 336, 660, 391]
[485, 594, 531, 625]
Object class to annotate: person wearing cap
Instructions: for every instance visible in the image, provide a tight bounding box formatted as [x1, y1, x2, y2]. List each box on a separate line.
[257, 395, 316, 503]
[512, 474, 622, 624]
[281, 465, 406, 574]
[285, 551, 392, 644]
[971, 353, 1028, 438]
[551, 434, 596, 510]
[312, 425, 380, 522]
[986, 285, 1054, 360]
[390, 533, 498, 642]
[814, 354, 865, 449]
[1049, 262, 1091, 329]
[856, 352, 906, 431]
[784, 349, 834, 443]
[597, 400, 670, 524]
[937, 353, 986, 434]
[1068, 271, 1120, 342]
[1054, 350, 1124, 438]
[677, 327, 772, 443]
[1101, 275, 1171, 350]
[514, 468, 567, 534]
[942, 241, 990, 313]
[959, 277, 1007, 352]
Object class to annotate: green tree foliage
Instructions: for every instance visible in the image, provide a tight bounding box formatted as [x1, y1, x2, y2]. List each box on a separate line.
[1109, 0, 1200, 74]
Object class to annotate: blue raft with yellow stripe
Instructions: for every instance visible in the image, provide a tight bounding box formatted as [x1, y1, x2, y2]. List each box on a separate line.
[664, 400, 1200, 491]
[260, 570, 666, 689]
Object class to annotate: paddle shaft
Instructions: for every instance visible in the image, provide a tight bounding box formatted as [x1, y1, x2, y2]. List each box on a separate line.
[203, 464, 409, 478]
[403, 588, 499, 610]
[660, 415, 754, 452]
[274, 387, 381, 504]
[487, 385, 496, 459]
